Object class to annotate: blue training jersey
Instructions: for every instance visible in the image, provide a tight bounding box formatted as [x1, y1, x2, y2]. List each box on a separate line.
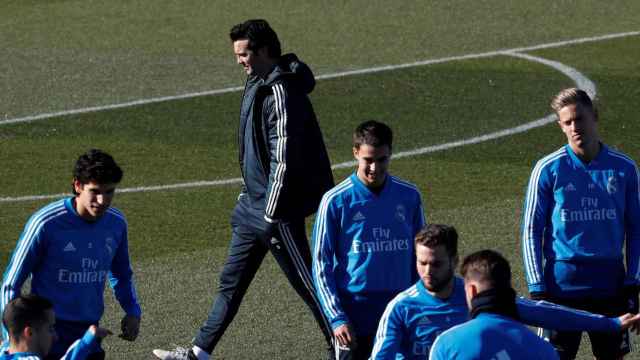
[370, 277, 619, 359]
[312, 173, 425, 336]
[521, 144, 640, 298]
[0, 327, 98, 360]
[1, 198, 141, 343]
[429, 312, 559, 360]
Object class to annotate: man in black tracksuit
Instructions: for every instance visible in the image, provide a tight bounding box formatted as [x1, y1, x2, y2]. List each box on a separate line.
[153, 19, 335, 360]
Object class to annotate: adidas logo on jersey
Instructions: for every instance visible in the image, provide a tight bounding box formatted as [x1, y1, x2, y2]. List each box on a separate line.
[566, 182, 576, 191]
[417, 316, 431, 325]
[352, 211, 366, 221]
[63, 242, 76, 252]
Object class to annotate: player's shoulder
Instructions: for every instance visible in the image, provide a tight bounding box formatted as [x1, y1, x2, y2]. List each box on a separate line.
[320, 177, 355, 205]
[106, 206, 128, 226]
[604, 145, 638, 169]
[390, 283, 421, 307]
[26, 198, 69, 227]
[388, 176, 422, 201]
[429, 319, 470, 356]
[534, 146, 568, 170]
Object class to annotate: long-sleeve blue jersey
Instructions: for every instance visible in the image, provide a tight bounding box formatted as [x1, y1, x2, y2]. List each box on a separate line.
[370, 277, 620, 359]
[312, 174, 425, 336]
[521, 144, 640, 298]
[0, 327, 99, 360]
[1, 198, 141, 343]
[429, 312, 559, 360]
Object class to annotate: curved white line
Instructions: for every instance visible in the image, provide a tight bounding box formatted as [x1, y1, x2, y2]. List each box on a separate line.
[0, 31, 634, 126]
[0, 53, 596, 203]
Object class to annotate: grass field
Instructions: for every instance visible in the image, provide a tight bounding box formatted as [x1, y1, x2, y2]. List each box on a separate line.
[1, 1, 640, 359]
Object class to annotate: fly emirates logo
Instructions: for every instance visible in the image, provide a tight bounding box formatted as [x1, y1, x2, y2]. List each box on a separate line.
[58, 258, 106, 284]
[560, 197, 617, 223]
[352, 227, 410, 254]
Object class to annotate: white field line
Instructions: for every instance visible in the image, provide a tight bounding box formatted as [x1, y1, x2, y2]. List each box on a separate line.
[0, 51, 596, 203]
[0, 30, 637, 127]
[0, 33, 613, 203]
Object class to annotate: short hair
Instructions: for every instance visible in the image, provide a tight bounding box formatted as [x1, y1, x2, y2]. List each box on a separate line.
[229, 19, 281, 58]
[550, 87, 598, 119]
[353, 120, 393, 150]
[72, 149, 123, 194]
[2, 294, 53, 341]
[414, 224, 458, 258]
[461, 249, 511, 290]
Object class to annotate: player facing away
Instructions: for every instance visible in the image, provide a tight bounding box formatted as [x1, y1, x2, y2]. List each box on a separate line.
[521, 88, 640, 359]
[153, 19, 334, 360]
[430, 249, 560, 359]
[0, 149, 141, 360]
[370, 224, 640, 360]
[312, 120, 426, 360]
[1, 295, 111, 360]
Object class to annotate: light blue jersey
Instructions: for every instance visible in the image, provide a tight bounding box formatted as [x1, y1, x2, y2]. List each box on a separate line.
[312, 174, 425, 336]
[371, 277, 620, 359]
[0, 327, 98, 360]
[522, 144, 640, 297]
[1, 198, 141, 343]
[429, 312, 559, 360]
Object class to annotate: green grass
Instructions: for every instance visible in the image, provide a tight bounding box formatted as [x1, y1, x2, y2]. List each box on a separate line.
[1, 2, 639, 359]
[2, 1, 639, 119]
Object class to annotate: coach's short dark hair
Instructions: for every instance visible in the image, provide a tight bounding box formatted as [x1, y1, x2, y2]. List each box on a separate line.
[414, 224, 458, 258]
[2, 294, 53, 341]
[461, 249, 511, 290]
[550, 87, 598, 120]
[72, 149, 123, 194]
[353, 120, 393, 151]
[230, 19, 281, 58]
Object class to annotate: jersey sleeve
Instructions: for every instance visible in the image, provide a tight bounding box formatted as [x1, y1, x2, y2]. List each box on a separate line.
[411, 192, 426, 283]
[428, 331, 449, 360]
[1, 215, 47, 343]
[521, 161, 553, 294]
[370, 298, 405, 359]
[413, 191, 426, 236]
[312, 195, 348, 329]
[516, 296, 619, 332]
[624, 161, 640, 287]
[60, 328, 98, 360]
[108, 224, 141, 318]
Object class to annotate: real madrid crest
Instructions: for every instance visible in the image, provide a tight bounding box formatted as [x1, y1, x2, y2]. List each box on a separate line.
[395, 204, 406, 222]
[105, 237, 114, 255]
[606, 175, 617, 194]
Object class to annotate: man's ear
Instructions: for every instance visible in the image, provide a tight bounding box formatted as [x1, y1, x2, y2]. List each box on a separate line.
[22, 325, 34, 341]
[73, 179, 84, 194]
[353, 146, 359, 159]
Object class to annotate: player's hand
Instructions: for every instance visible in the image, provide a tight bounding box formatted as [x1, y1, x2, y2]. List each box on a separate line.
[617, 313, 640, 335]
[333, 323, 356, 348]
[119, 314, 140, 341]
[88, 325, 113, 339]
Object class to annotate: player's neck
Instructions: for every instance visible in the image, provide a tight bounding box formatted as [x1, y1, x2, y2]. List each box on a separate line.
[571, 140, 601, 163]
[431, 278, 455, 299]
[8, 341, 31, 355]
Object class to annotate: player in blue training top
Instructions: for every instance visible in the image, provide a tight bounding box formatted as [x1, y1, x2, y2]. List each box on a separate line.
[370, 224, 640, 360]
[1, 149, 141, 360]
[521, 88, 640, 359]
[430, 250, 560, 360]
[312, 120, 425, 360]
[1, 295, 111, 360]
